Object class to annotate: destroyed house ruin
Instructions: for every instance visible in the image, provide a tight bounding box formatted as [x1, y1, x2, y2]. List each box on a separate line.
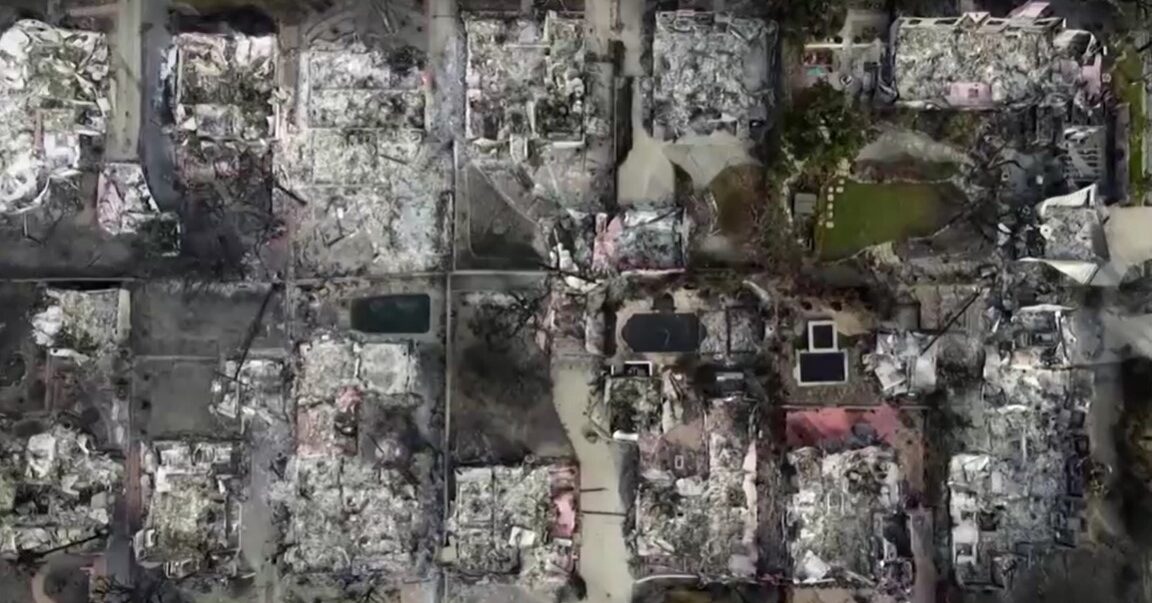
[278, 334, 441, 576]
[0, 20, 109, 214]
[279, 35, 450, 276]
[948, 305, 1092, 588]
[651, 11, 775, 140]
[888, 2, 1103, 110]
[0, 424, 121, 556]
[136, 441, 243, 577]
[464, 12, 586, 147]
[1022, 184, 1152, 286]
[609, 369, 758, 579]
[786, 446, 911, 589]
[447, 464, 578, 597]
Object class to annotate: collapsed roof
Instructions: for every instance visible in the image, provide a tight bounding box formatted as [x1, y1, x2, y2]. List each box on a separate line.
[166, 32, 276, 141]
[31, 287, 124, 355]
[0, 20, 109, 213]
[0, 424, 121, 555]
[651, 12, 775, 140]
[591, 208, 691, 273]
[465, 13, 587, 146]
[890, 8, 1102, 110]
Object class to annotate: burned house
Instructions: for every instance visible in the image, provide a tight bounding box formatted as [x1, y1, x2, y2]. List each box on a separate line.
[888, 2, 1103, 110]
[460, 11, 613, 268]
[626, 393, 758, 579]
[465, 12, 587, 148]
[446, 464, 579, 599]
[786, 446, 910, 588]
[136, 440, 243, 577]
[277, 333, 441, 576]
[651, 12, 775, 140]
[165, 31, 278, 273]
[279, 34, 450, 276]
[948, 304, 1093, 589]
[884, 1, 1101, 110]
[1022, 184, 1152, 285]
[0, 424, 121, 556]
[599, 282, 765, 576]
[0, 20, 109, 214]
[590, 209, 691, 274]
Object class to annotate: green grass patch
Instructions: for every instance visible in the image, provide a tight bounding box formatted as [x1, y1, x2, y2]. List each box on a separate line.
[816, 180, 962, 260]
[1114, 45, 1147, 201]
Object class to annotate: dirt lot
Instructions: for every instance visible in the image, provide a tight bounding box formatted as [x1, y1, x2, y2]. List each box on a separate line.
[450, 286, 571, 463]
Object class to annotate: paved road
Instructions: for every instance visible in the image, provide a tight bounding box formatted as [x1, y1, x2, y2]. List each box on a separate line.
[107, 0, 142, 161]
[551, 360, 634, 603]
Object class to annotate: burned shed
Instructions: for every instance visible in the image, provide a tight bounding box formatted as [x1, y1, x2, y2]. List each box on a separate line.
[651, 11, 775, 140]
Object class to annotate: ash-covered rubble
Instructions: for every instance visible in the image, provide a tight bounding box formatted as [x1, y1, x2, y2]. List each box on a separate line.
[947, 303, 1095, 589]
[888, 4, 1103, 110]
[210, 358, 288, 431]
[26, 287, 130, 446]
[96, 163, 179, 249]
[461, 11, 613, 266]
[446, 463, 579, 598]
[164, 31, 279, 274]
[865, 331, 938, 398]
[786, 446, 910, 590]
[272, 333, 442, 577]
[588, 209, 692, 274]
[278, 35, 450, 276]
[1020, 184, 1152, 286]
[31, 287, 125, 356]
[136, 440, 244, 577]
[0, 20, 108, 214]
[650, 12, 775, 140]
[0, 423, 121, 555]
[625, 389, 759, 579]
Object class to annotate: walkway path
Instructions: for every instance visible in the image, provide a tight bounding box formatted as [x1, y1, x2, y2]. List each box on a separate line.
[551, 358, 633, 603]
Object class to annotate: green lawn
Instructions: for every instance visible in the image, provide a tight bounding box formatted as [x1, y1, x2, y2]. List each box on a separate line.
[1114, 45, 1146, 202]
[816, 180, 960, 260]
[1110, 46, 1147, 202]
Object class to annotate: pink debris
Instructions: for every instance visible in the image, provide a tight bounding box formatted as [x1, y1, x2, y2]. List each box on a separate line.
[552, 491, 578, 539]
[785, 404, 903, 449]
[335, 386, 361, 413]
[591, 213, 622, 273]
[947, 82, 992, 108]
[549, 463, 579, 539]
